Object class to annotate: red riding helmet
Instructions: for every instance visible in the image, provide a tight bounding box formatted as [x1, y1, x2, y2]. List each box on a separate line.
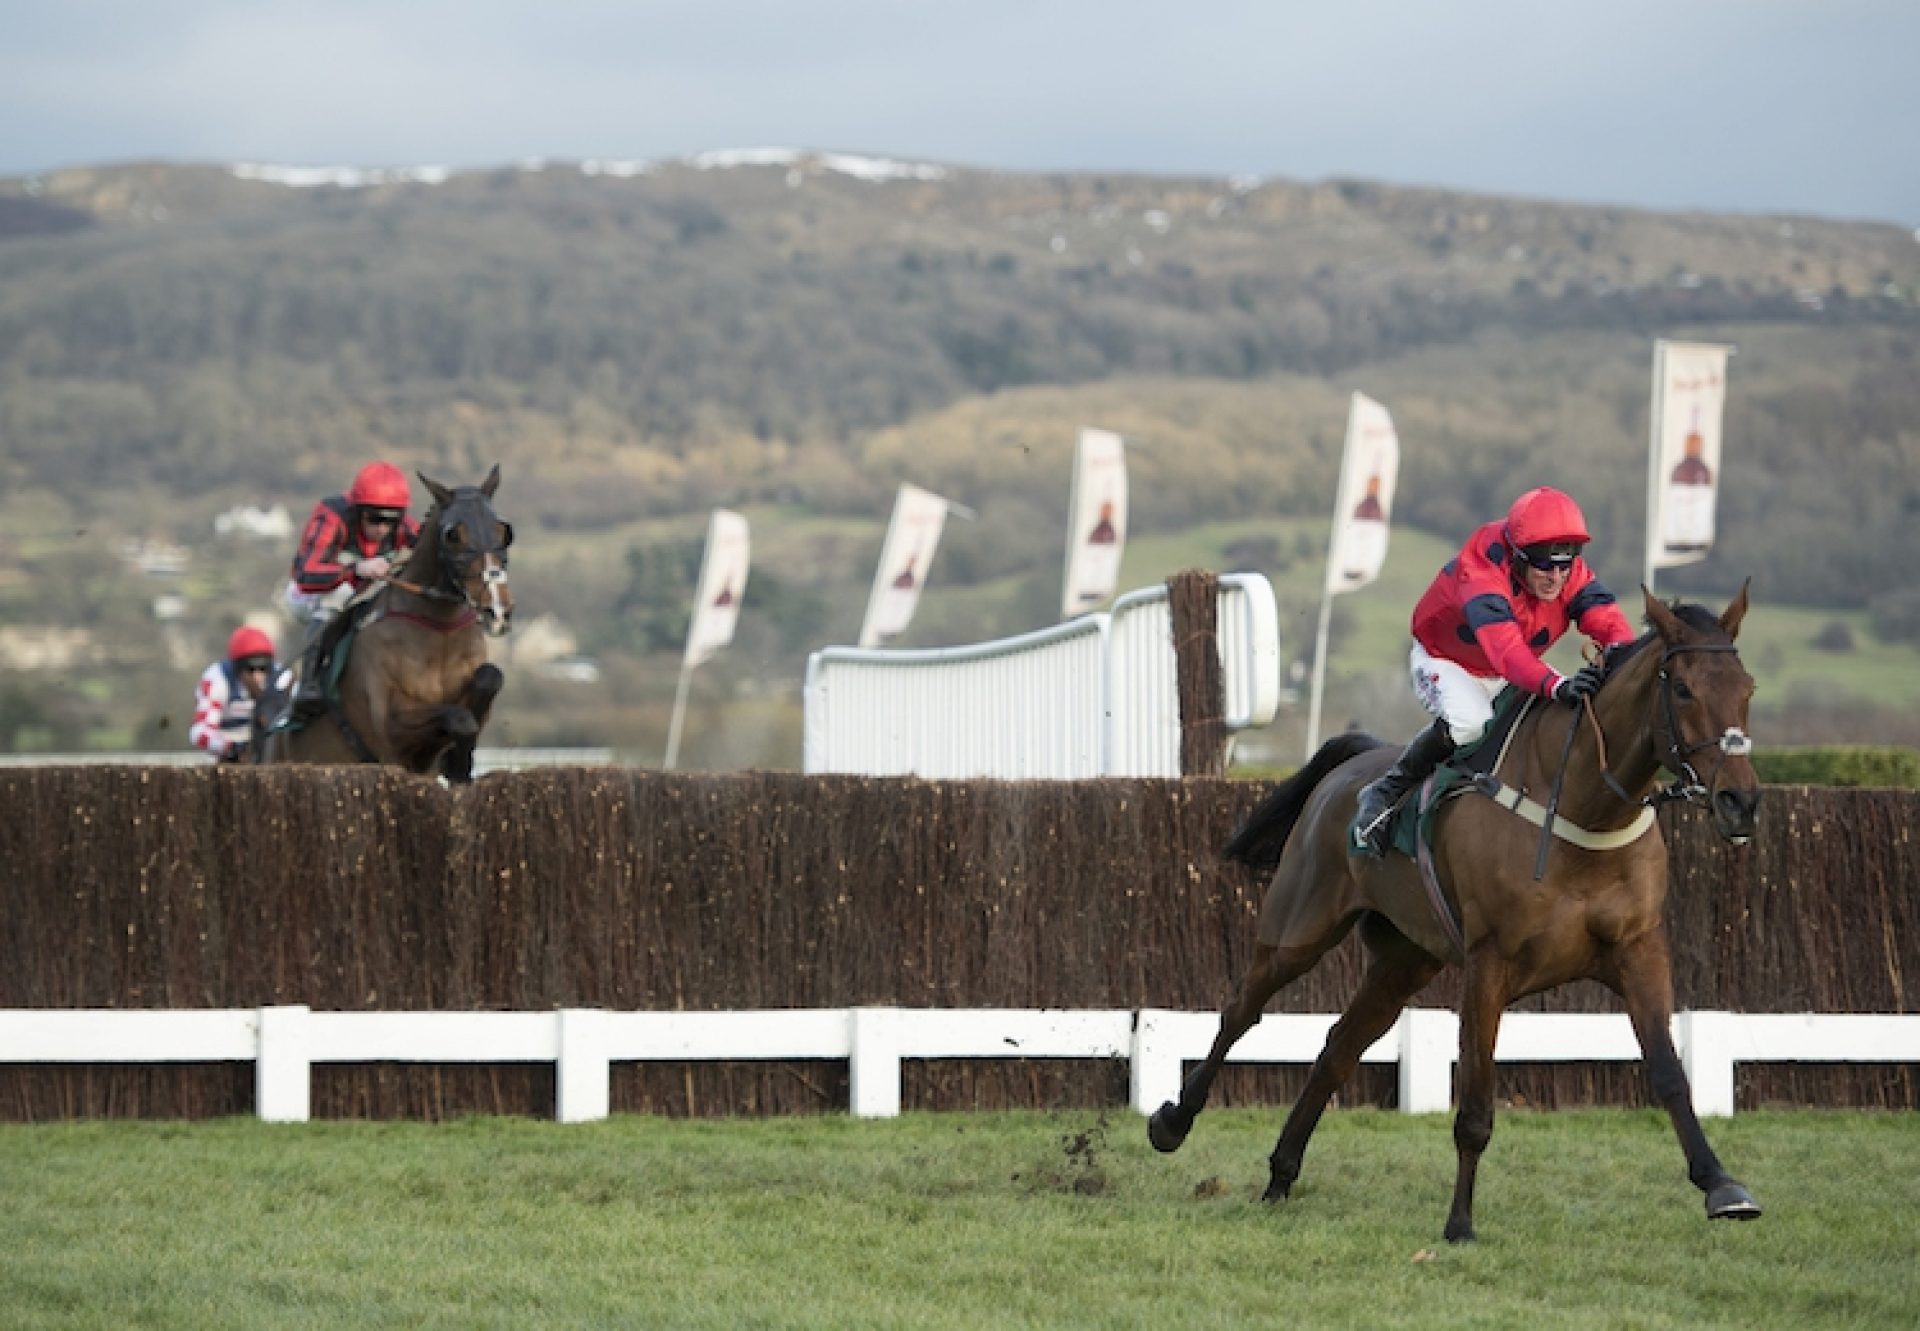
[1505, 487, 1592, 549]
[227, 625, 276, 663]
[347, 461, 410, 511]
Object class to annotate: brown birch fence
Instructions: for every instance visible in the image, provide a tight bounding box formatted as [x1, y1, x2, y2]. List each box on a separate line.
[0, 766, 1912, 1120]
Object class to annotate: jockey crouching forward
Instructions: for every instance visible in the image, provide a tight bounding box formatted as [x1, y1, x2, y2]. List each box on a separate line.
[189, 626, 283, 762]
[1352, 486, 1636, 857]
[285, 461, 420, 719]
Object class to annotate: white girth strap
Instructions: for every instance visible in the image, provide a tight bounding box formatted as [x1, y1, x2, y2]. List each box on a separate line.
[1482, 782, 1658, 851]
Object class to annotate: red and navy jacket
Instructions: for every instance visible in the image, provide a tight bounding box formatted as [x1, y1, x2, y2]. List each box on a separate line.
[1410, 518, 1635, 698]
[290, 495, 419, 594]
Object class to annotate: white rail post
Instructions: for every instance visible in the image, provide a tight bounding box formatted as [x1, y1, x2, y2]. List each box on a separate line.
[256, 1005, 312, 1123]
[556, 1008, 611, 1124]
[1129, 1009, 1183, 1115]
[1397, 1008, 1458, 1114]
[849, 1007, 901, 1118]
[1676, 1009, 1737, 1118]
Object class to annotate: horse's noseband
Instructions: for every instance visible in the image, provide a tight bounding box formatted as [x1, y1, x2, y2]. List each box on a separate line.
[1653, 642, 1750, 808]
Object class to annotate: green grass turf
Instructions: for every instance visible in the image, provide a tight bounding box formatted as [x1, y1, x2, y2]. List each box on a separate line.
[1, 1108, 1913, 1330]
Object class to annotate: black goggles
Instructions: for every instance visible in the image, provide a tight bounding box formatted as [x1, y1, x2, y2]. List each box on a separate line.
[1519, 541, 1582, 572]
[362, 509, 403, 526]
[237, 656, 273, 672]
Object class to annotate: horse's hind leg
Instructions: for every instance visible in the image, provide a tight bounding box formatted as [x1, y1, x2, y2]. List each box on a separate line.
[1604, 932, 1760, 1221]
[1147, 941, 1321, 1153]
[1264, 915, 1442, 1202]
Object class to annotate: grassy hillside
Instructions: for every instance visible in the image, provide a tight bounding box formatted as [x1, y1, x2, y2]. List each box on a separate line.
[1, 156, 1916, 764]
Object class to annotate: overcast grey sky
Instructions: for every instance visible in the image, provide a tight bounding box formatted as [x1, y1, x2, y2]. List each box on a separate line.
[3, 1, 1914, 225]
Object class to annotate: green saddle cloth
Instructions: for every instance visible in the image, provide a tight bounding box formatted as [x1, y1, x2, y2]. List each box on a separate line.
[1382, 685, 1532, 858]
[265, 618, 363, 737]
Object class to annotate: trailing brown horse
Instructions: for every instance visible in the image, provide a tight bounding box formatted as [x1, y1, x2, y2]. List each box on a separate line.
[1149, 585, 1762, 1242]
[256, 467, 514, 782]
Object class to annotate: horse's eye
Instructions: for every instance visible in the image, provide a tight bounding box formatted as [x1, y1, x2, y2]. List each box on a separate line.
[1673, 680, 1694, 703]
[443, 527, 464, 548]
[497, 522, 514, 549]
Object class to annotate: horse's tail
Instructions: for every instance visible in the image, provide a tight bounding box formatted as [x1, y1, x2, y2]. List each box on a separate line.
[1224, 732, 1389, 874]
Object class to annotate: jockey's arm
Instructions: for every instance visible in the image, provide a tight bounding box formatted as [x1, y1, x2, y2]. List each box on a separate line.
[1463, 595, 1562, 698]
[1567, 576, 1635, 647]
[188, 668, 233, 758]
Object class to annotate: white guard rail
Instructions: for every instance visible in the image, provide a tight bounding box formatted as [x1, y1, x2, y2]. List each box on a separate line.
[804, 572, 1281, 778]
[4, 1006, 1914, 1123]
[0, 748, 614, 773]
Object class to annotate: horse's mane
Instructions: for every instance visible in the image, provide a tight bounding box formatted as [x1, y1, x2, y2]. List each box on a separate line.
[1603, 599, 1729, 677]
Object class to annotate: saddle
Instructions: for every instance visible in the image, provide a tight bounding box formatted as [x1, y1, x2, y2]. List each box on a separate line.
[1376, 687, 1533, 860]
[263, 603, 376, 740]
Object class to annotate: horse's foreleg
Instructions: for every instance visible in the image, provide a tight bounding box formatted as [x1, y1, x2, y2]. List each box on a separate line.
[1264, 919, 1442, 1202]
[1445, 955, 1509, 1243]
[1607, 932, 1761, 1221]
[441, 664, 504, 784]
[1148, 941, 1320, 1154]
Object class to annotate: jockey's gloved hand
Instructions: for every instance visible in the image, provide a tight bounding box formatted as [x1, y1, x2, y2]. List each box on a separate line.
[1571, 661, 1607, 698]
[1551, 671, 1598, 707]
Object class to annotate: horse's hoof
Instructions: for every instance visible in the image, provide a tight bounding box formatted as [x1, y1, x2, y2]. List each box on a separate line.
[1260, 1178, 1291, 1204]
[1444, 1218, 1476, 1244]
[1706, 1182, 1762, 1220]
[1146, 1103, 1189, 1154]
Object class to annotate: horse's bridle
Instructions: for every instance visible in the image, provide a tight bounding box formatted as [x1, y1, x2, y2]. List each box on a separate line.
[1574, 640, 1752, 812]
[1648, 642, 1752, 808]
[386, 501, 512, 614]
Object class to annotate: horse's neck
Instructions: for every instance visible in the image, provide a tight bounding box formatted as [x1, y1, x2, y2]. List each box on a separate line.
[1519, 654, 1665, 828]
[389, 519, 456, 619]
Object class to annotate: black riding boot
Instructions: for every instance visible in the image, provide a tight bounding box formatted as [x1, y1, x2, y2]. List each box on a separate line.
[290, 614, 337, 720]
[1351, 720, 1456, 857]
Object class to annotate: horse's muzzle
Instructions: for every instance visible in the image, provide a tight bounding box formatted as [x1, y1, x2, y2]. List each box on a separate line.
[1711, 786, 1761, 845]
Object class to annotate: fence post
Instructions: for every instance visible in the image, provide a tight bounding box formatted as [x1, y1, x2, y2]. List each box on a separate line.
[1397, 1008, 1457, 1114]
[256, 1005, 312, 1123]
[1130, 1009, 1183, 1115]
[849, 1007, 901, 1118]
[1676, 1009, 1737, 1117]
[556, 1008, 611, 1124]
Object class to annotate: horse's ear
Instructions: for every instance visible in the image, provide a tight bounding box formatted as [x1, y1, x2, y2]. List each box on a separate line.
[1719, 577, 1751, 640]
[418, 473, 453, 507]
[480, 464, 501, 498]
[1642, 585, 1684, 643]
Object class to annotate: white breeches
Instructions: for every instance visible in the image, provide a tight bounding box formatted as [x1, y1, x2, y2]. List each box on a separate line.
[284, 581, 356, 623]
[1409, 642, 1508, 747]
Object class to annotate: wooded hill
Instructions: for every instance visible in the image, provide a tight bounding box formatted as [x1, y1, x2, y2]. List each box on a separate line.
[1, 154, 1917, 760]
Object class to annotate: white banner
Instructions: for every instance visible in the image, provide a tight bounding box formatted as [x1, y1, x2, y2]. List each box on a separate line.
[1647, 340, 1730, 572]
[683, 509, 750, 667]
[1323, 392, 1400, 595]
[1061, 428, 1128, 618]
[859, 484, 952, 648]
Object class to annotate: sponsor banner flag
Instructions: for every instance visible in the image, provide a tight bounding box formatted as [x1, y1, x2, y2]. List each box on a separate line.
[1061, 427, 1128, 618]
[683, 509, 750, 667]
[1647, 340, 1730, 571]
[859, 483, 952, 647]
[1323, 392, 1400, 595]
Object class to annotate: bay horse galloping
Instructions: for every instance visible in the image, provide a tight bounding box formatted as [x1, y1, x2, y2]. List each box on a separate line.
[257, 467, 514, 782]
[1149, 585, 1762, 1242]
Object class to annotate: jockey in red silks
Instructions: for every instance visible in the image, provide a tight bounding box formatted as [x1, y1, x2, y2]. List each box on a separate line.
[284, 461, 420, 718]
[1352, 486, 1636, 856]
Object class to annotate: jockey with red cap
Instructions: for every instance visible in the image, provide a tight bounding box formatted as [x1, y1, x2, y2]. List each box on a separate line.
[1352, 486, 1637, 856]
[190, 625, 284, 761]
[284, 461, 420, 718]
